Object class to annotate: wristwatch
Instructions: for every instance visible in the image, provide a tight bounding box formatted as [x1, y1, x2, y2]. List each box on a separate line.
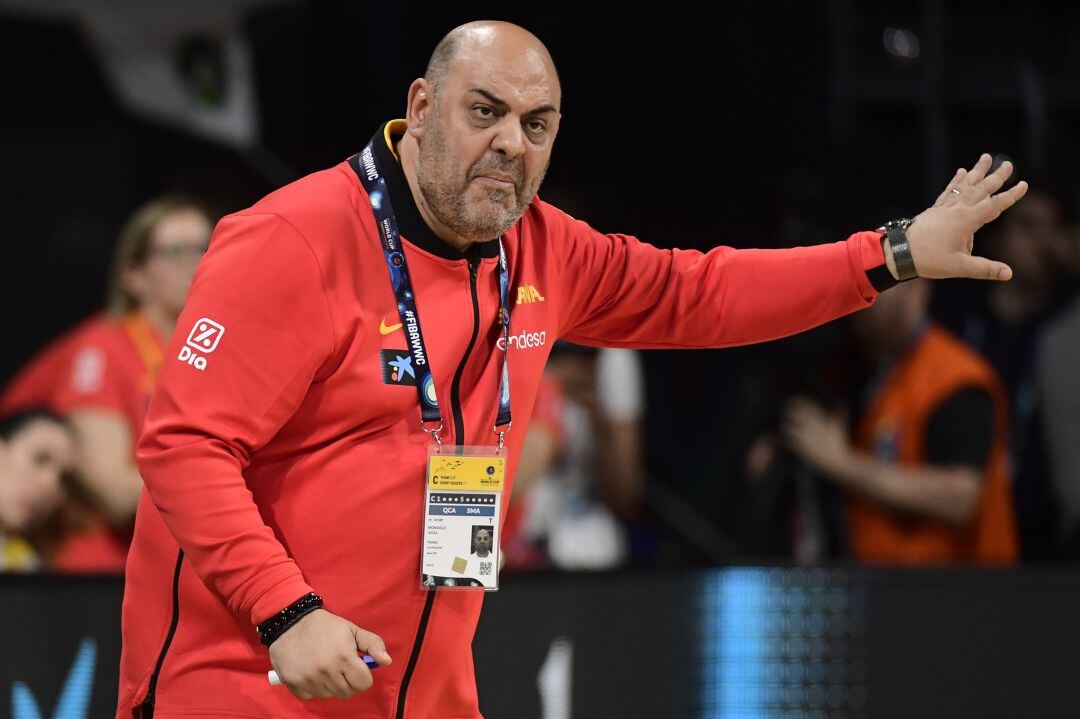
[877, 218, 918, 281]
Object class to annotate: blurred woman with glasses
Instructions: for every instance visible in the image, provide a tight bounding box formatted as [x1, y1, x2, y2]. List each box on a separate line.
[0, 196, 212, 571]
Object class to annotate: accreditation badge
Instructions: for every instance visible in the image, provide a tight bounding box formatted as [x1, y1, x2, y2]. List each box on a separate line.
[421, 445, 505, 590]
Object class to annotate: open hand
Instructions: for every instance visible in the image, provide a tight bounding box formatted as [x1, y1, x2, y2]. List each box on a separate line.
[781, 398, 852, 478]
[904, 154, 1028, 281]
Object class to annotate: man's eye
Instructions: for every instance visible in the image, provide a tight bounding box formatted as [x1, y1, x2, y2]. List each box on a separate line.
[473, 105, 495, 119]
[526, 120, 546, 135]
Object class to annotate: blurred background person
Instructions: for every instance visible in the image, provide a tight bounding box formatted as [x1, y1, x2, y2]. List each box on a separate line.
[0, 409, 74, 572]
[0, 196, 212, 572]
[506, 343, 645, 570]
[1036, 222, 1080, 556]
[933, 184, 1073, 558]
[779, 279, 1018, 565]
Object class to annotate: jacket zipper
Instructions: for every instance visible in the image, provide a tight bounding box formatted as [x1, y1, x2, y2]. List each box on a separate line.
[395, 251, 482, 719]
[140, 549, 185, 716]
[450, 251, 482, 446]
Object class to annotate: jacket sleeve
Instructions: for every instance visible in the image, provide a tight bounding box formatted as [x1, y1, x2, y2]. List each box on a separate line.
[550, 206, 887, 348]
[136, 212, 335, 627]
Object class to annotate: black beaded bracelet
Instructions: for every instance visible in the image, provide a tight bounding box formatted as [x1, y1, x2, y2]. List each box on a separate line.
[257, 592, 323, 647]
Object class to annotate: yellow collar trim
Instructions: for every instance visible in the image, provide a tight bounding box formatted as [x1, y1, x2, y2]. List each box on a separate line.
[384, 119, 406, 162]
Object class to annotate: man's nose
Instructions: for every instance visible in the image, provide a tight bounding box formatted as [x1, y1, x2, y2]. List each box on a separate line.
[491, 119, 526, 160]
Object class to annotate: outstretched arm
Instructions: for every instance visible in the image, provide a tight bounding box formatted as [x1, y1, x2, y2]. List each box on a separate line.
[553, 155, 1027, 349]
[781, 398, 982, 527]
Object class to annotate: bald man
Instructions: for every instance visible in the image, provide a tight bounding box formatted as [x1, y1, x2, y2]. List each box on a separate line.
[119, 21, 1028, 719]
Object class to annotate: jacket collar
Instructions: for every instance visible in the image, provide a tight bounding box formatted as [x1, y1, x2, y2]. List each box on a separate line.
[368, 120, 500, 261]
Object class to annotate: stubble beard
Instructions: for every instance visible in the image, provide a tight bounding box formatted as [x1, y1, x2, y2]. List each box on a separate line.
[416, 119, 547, 243]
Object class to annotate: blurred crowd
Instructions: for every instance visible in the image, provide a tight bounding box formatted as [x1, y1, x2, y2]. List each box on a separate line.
[2, 182, 1079, 574]
[0, 197, 211, 572]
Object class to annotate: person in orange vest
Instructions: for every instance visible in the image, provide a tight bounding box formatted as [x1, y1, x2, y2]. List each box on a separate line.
[0, 196, 212, 571]
[782, 278, 1019, 564]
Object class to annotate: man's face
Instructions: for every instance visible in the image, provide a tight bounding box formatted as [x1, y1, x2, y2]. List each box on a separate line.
[415, 44, 561, 242]
[475, 529, 492, 555]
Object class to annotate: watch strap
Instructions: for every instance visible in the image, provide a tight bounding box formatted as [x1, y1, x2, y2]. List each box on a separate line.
[867, 260, 899, 293]
[879, 220, 918, 282]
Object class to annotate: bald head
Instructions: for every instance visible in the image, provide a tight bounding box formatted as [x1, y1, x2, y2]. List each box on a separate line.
[424, 21, 560, 105]
[399, 21, 562, 249]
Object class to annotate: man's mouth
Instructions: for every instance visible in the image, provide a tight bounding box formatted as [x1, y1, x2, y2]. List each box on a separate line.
[473, 173, 516, 191]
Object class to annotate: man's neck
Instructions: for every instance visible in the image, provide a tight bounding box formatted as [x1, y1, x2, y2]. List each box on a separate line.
[396, 134, 475, 254]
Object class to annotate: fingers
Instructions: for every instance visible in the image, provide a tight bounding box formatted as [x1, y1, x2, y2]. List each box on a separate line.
[302, 680, 345, 701]
[281, 677, 327, 700]
[972, 159, 1014, 202]
[353, 626, 393, 666]
[328, 670, 357, 699]
[962, 153, 993, 186]
[957, 254, 1013, 282]
[935, 168, 967, 205]
[320, 626, 385, 697]
[780, 399, 823, 447]
[341, 656, 375, 694]
[977, 180, 1029, 223]
[282, 625, 386, 700]
[291, 670, 358, 700]
[785, 397, 824, 421]
[282, 669, 354, 700]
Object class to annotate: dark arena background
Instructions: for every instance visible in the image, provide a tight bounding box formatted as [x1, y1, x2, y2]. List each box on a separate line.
[3, 1, 1080, 717]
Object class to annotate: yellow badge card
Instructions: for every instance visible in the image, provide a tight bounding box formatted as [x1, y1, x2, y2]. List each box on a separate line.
[427, 455, 506, 491]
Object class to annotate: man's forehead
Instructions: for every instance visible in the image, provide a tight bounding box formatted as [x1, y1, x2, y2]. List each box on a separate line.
[449, 49, 559, 111]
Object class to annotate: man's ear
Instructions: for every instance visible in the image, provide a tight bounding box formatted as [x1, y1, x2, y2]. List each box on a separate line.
[406, 78, 434, 139]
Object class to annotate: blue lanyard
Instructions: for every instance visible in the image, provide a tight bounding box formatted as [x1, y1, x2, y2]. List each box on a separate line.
[353, 139, 512, 447]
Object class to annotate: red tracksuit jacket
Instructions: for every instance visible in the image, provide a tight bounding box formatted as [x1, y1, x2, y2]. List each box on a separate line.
[119, 121, 888, 718]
